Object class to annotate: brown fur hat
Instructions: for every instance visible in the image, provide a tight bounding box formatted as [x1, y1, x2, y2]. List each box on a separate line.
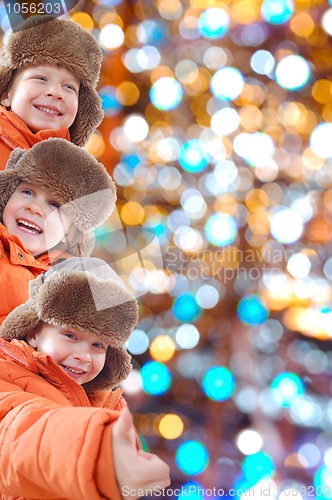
[0, 257, 139, 391]
[0, 15, 103, 146]
[0, 138, 116, 256]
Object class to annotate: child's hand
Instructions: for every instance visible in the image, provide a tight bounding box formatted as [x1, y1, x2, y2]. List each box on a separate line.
[112, 407, 171, 499]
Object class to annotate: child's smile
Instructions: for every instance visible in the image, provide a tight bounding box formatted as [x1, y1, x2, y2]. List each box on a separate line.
[3, 182, 72, 257]
[1, 64, 79, 133]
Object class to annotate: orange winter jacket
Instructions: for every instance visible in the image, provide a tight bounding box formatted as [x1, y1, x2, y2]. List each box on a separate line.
[0, 338, 125, 500]
[0, 106, 70, 170]
[0, 223, 62, 324]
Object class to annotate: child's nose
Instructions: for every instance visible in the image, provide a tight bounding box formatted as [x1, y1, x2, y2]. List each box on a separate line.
[74, 350, 92, 363]
[25, 200, 44, 216]
[46, 84, 64, 100]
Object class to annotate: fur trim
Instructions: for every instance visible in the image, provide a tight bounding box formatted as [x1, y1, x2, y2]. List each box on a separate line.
[0, 260, 139, 390]
[0, 138, 116, 256]
[0, 16, 103, 146]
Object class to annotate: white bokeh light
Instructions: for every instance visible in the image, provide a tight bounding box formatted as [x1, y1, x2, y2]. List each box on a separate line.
[123, 115, 149, 142]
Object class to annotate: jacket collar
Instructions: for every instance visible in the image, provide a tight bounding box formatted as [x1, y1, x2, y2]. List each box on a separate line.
[0, 222, 71, 269]
[0, 106, 70, 149]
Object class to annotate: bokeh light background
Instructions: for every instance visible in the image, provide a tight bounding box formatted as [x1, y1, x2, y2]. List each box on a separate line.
[2, 0, 332, 497]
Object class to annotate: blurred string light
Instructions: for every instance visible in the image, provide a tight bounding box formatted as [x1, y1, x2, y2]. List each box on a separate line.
[127, 329, 149, 355]
[159, 414, 184, 439]
[99, 23, 124, 49]
[179, 140, 208, 173]
[176, 441, 209, 475]
[198, 8, 230, 39]
[242, 452, 275, 483]
[150, 77, 183, 110]
[236, 430, 263, 455]
[202, 366, 235, 401]
[261, 0, 294, 25]
[99, 86, 122, 116]
[172, 293, 202, 322]
[275, 56, 311, 90]
[140, 361, 172, 395]
[237, 295, 269, 325]
[175, 324, 200, 349]
[310, 123, 332, 158]
[177, 482, 205, 500]
[270, 372, 305, 407]
[205, 213, 237, 246]
[211, 67, 244, 101]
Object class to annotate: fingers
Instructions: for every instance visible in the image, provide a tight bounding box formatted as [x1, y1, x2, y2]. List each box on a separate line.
[113, 407, 136, 445]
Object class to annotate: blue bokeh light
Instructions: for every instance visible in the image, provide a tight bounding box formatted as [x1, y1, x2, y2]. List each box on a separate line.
[237, 295, 269, 325]
[140, 361, 172, 395]
[177, 482, 205, 500]
[176, 441, 209, 475]
[137, 19, 168, 46]
[314, 466, 332, 499]
[179, 140, 209, 173]
[205, 213, 237, 247]
[242, 452, 275, 483]
[99, 86, 122, 116]
[198, 8, 230, 39]
[150, 77, 183, 110]
[202, 366, 235, 401]
[270, 372, 305, 407]
[172, 293, 202, 322]
[261, 0, 294, 25]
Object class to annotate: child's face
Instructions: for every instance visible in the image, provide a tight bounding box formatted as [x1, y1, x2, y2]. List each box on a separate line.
[27, 323, 107, 385]
[3, 182, 72, 257]
[1, 64, 79, 132]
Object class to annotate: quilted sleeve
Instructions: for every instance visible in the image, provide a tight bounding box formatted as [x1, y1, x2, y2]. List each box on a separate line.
[0, 375, 122, 500]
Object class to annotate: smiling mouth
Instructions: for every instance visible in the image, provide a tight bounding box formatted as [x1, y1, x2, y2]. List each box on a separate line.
[61, 365, 86, 375]
[34, 105, 62, 116]
[17, 219, 42, 234]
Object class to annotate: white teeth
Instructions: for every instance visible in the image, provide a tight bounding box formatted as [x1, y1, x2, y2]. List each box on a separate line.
[36, 106, 60, 115]
[63, 366, 84, 374]
[17, 219, 42, 233]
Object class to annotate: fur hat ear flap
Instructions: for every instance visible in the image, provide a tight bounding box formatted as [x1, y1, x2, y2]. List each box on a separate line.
[6, 148, 27, 170]
[83, 346, 132, 392]
[0, 303, 41, 341]
[69, 86, 103, 148]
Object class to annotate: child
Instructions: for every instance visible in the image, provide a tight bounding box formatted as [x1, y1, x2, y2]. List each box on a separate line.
[0, 15, 103, 168]
[0, 256, 171, 499]
[0, 137, 116, 323]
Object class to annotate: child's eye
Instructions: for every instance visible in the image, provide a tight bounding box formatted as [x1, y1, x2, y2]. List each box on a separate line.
[64, 332, 77, 340]
[34, 75, 47, 81]
[21, 188, 34, 196]
[64, 84, 78, 93]
[49, 201, 61, 210]
[93, 343, 107, 350]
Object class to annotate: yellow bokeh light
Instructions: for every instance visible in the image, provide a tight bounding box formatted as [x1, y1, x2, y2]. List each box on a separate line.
[312, 80, 332, 104]
[290, 12, 315, 38]
[159, 414, 184, 440]
[232, 0, 260, 24]
[99, 12, 124, 29]
[116, 82, 140, 106]
[150, 335, 176, 362]
[150, 66, 175, 83]
[121, 202, 145, 225]
[84, 132, 105, 158]
[302, 147, 325, 170]
[71, 12, 94, 31]
[245, 189, 269, 211]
